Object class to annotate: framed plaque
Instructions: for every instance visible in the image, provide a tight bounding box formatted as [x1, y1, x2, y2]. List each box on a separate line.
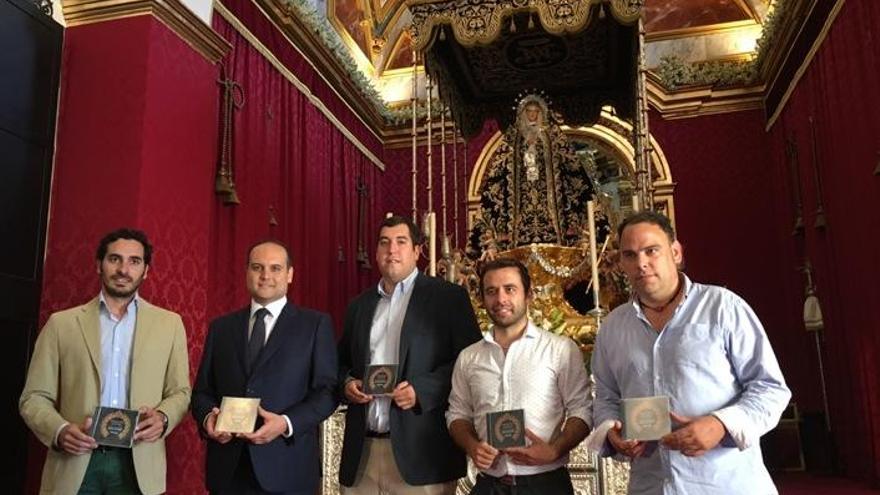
[216, 397, 260, 433]
[90, 406, 140, 448]
[364, 364, 398, 395]
[486, 409, 526, 449]
[622, 396, 671, 441]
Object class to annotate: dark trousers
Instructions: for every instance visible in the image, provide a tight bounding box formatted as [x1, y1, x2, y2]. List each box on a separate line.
[469, 468, 574, 495]
[212, 448, 300, 495]
[78, 447, 140, 495]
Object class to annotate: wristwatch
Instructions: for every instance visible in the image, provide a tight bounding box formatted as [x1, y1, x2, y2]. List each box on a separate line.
[159, 411, 169, 435]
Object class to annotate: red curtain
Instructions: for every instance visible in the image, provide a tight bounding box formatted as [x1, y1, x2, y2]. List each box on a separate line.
[767, 0, 880, 485]
[207, 15, 383, 331]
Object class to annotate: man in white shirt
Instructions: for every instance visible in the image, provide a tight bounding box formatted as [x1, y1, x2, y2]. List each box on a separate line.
[447, 258, 591, 494]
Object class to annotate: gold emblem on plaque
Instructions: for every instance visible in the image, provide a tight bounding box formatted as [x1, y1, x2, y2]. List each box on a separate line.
[216, 397, 260, 433]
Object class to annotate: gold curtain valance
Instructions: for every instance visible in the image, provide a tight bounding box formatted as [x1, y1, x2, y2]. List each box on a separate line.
[407, 0, 642, 51]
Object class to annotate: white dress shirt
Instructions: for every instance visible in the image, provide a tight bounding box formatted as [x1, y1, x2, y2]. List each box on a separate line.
[248, 296, 288, 343]
[447, 321, 591, 476]
[366, 268, 418, 433]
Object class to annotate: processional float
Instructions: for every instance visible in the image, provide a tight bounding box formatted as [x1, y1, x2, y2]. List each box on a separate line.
[398, 0, 650, 492]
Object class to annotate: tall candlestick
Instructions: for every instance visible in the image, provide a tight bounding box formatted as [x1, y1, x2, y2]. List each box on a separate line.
[587, 201, 600, 312]
[428, 212, 437, 276]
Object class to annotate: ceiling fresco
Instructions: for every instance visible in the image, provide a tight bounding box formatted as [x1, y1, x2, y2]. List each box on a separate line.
[644, 0, 753, 33]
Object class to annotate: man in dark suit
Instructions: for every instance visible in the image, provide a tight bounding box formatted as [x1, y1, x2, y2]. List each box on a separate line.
[193, 240, 338, 494]
[338, 215, 482, 494]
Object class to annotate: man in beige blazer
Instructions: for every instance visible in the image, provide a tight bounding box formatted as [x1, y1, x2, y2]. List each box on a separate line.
[20, 228, 191, 495]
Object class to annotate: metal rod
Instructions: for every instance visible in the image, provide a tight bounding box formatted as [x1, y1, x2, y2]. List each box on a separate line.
[814, 331, 832, 432]
[440, 103, 448, 239]
[636, 17, 653, 210]
[426, 74, 434, 213]
[453, 123, 460, 248]
[411, 49, 419, 221]
[463, 137, 469, 246]
[640, 18, 654, 210]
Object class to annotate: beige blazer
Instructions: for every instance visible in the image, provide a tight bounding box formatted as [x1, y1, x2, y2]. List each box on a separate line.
[19, 296, 191, 495]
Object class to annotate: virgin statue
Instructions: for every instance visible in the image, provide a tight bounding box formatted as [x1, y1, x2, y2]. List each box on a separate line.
[469, 94, 596, 259]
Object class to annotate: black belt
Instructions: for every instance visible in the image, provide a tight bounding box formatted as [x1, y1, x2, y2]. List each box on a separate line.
[479, 467, 566, 486]
[365, 430, 390, 439]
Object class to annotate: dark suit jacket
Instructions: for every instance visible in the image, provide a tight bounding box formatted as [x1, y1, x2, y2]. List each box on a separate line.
[193, 302, 338, 494]
[337, 273, 481, 486]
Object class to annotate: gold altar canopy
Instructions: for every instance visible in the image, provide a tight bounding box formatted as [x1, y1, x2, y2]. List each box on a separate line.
[406, 0, 644, 137]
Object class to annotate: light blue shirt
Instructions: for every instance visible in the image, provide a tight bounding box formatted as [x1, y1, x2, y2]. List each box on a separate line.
[99, 292, 138, 409]
[591, 275, 791, 495]
[366, 268, 418, 433]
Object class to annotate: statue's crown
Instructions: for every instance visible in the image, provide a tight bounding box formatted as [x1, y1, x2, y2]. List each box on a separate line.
[514, 92, 551, 116]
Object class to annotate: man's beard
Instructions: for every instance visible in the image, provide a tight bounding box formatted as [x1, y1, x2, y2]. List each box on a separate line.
[103, 275, 143, 298]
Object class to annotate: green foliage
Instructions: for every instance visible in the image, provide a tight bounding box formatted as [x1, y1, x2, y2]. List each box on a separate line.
[657, 55, 757, 90]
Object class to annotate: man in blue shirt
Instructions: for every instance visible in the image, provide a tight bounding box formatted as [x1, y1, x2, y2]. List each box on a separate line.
[20, 228, 191, 494]
[591, 211, 791, 494]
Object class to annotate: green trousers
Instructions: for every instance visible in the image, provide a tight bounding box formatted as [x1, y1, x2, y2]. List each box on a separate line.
[78, 448, 140, 495]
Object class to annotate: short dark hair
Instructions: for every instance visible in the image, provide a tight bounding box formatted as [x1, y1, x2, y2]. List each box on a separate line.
[96, 228, 153, 265]
[378, 215, 424, 245]
[247, 239, 293, 267]
[617, 211, 676, 243]
[479, 258, 531, 294]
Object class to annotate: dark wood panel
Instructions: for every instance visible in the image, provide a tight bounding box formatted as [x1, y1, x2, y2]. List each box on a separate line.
[0, 0, 62, 492]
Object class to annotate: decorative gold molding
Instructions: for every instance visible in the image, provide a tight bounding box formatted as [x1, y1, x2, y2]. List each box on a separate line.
[733, 0, 762, 21]
[215, 2, 387, 170]
[326, 0, 377, 67]
[755, 0, 811, 83]
[765, 0, 845, 130]
[646, 72, 765, 119]
[381, 28, 415, 74]
[62, 0, 231, 63]
[256, 0, 390, 136]
[646, 19, 758, 43]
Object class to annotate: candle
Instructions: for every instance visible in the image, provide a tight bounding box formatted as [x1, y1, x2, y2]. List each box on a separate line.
[428, 212, 437, 277]
[632, 194, 640, 212]
[587, 201, 600, 311]
[442, 234, 451, 257]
